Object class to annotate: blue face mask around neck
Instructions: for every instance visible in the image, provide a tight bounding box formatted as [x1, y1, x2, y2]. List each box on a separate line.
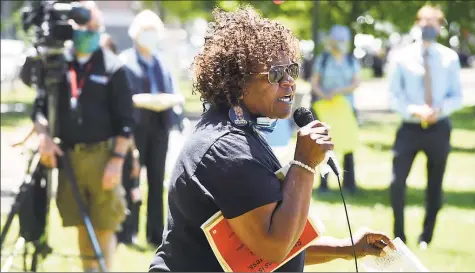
[228, 105, 278, 134]
[73, 29, 100, 54]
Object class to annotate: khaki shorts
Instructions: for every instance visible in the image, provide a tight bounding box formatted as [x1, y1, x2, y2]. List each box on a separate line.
[56, 140, 126, 231]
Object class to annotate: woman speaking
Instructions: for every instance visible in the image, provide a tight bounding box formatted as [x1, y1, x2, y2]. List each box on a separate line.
[149, 6, 394, 272]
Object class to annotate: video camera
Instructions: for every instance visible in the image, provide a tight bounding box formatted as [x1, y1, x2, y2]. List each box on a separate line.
[20, 0, 93, 90]
[21, 0, 91, 49]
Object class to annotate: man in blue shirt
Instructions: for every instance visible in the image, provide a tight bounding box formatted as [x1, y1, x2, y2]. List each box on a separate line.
[388, 5, 463, 249]
[311, 25, 361, 193]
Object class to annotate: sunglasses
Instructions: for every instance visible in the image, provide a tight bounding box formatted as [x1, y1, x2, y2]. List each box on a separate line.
[249, 63, 300, 84]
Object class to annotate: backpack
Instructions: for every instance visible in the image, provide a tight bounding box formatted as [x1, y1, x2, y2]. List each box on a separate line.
[311, 51, 355, 102]
[18, 153, 48, 243]
[319, 51, 355, 87]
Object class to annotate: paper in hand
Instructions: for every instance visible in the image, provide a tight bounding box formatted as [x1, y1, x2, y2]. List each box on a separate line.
[361, 237, 429, 272]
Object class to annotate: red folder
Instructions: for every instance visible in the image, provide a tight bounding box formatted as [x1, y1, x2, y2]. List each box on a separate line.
[201, 164, 325, 272]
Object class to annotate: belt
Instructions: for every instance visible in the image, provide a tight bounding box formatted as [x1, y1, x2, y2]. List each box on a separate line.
[403, 117, 448, 130]
[64, 139, 112, 153]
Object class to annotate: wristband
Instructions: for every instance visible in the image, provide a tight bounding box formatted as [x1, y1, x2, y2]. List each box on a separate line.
[132, 149, 140, 159]
[290, 160, 315, 174]
[111, 151, 126, 159]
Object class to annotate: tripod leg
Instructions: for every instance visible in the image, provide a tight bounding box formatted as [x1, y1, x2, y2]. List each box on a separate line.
[0, 203, 18, 248]
[59, 154, 108, 272]
[1, 185, 29, 247]
[23, 242, 28, 271]
[31, 247, 39, 272]
[1, 237, 25, 272]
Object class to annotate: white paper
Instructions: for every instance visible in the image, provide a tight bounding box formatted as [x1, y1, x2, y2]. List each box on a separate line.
[361, 237, 429, 272]
[132, 93, 184, 112]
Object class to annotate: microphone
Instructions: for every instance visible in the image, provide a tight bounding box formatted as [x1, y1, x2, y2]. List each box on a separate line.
[293, 107, 341, 177]
[292, 107, 359, 272]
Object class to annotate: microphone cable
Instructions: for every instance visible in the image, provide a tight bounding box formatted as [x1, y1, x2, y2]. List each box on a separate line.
[328, 158, 358, 272]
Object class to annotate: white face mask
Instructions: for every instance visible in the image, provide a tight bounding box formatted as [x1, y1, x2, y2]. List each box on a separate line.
[137, 30, 160, 51]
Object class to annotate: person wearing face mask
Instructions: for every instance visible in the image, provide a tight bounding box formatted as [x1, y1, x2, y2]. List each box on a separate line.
[119, 9, 183, 247]
[23, 1, 134, 271]
[310, 25, 361, 194]
[388, 5, 462, 249]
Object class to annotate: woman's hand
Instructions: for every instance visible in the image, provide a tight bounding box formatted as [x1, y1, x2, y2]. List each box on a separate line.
[346, 228, 396, 259]
[294, 120, 333, 169]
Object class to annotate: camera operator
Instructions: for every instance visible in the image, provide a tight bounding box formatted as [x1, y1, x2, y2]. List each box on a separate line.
[23, 1, 134, 271]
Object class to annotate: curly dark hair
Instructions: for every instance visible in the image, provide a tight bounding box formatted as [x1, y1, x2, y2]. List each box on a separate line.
[192, 6, 301, 111]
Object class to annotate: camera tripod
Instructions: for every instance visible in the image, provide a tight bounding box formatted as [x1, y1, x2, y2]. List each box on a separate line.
[0, 149, 108, 272]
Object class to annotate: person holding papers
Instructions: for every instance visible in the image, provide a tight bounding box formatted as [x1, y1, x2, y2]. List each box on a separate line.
[149, 7, 394, 272]
[120, 10, 183, 246]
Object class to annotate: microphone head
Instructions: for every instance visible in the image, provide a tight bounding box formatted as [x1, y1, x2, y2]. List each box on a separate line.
[293, 107, 314, 128]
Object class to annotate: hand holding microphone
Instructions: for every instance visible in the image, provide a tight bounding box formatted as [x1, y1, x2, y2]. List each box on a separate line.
[293, 119, 333, 170]
[293, 107, 341, 176]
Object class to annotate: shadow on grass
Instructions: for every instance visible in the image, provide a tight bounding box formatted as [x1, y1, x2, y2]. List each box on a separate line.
[364, 141, 475, 154]
[312, 186, 475, 209]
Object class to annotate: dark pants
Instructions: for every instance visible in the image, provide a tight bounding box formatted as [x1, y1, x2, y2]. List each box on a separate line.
[116, 151, 141, 244]
[390, 118, 451, 244]
[135, 125, 169, 245]
[319, 153, 356, 190]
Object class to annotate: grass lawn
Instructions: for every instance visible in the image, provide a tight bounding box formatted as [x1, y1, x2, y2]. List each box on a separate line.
[0, 85, 36, 130]
[2, 76, 474, 272]
[2, 106, 474, 272]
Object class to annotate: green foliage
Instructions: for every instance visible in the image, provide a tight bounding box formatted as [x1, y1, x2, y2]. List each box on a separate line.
[6, 0, 475, 46]
[151, 0, 475, 43]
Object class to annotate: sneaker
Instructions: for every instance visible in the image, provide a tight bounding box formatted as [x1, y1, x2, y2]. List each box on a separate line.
[418, 241, 428, 250]
[418, 235, 430, 250]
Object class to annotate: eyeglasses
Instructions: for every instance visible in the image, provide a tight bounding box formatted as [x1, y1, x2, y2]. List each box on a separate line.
[249, 63, 300, 84]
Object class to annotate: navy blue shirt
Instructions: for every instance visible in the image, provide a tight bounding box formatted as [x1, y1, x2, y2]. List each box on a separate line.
[149, 108, 305, 272]
[29, 48, 134, 144]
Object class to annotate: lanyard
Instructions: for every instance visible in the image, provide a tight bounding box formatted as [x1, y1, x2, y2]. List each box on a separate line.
[68, 63, 92, 99]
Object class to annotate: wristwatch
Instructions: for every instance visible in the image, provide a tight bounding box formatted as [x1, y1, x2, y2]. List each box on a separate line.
[111, 151, 126, 159]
